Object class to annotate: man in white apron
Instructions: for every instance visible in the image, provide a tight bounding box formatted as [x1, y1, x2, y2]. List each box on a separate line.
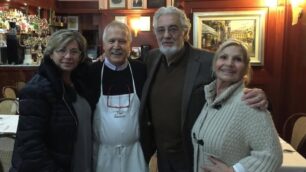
[92, 21, 148, 172]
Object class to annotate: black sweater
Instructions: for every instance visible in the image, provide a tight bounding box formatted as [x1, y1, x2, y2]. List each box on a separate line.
[88, 59, 147, 106]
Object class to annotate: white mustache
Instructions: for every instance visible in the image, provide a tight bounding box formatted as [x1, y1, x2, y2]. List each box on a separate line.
[111, 50, 123, 55]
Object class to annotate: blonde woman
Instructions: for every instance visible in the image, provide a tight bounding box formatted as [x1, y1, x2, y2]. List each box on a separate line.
[192, 39, 282, 172]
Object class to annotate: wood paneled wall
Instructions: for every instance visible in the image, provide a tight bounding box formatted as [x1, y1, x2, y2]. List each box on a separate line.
[181, 0, 306, 135]
[281, 4, 306, 130]
[0, 0, 55, 11]
[98, 9, 159, 49]
[3, 0, 305, 134]
[45, 0, 299, 133]
[0, 67, 37, 98]
[182, 0, 289, 133]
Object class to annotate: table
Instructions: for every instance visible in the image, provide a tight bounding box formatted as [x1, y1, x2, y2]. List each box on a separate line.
[279, 137, 306, 172]
[0, 114, 18, 172]
[0, 114, 19, 134]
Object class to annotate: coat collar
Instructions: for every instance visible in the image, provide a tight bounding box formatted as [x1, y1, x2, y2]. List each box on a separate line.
[104, 57, 128, 71]
[205, 80, 244, 107]
[181, 43, 202, 128]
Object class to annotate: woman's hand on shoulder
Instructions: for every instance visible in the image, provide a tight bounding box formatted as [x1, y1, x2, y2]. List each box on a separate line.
[93, 53, 105, 62]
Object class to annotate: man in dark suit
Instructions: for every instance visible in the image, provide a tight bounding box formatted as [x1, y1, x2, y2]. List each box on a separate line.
[139, 6, 268, 172]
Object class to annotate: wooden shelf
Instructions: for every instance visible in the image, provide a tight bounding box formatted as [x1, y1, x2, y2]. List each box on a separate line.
[55, 8, 101, 14]
[56, 8, 156, 15]
[100, 8, 156, 14]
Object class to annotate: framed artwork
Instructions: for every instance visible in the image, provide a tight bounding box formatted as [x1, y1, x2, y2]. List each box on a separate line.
[67, 16, 78, 30]
[109, 0, 126, 9]
[193, 10, 267, 66]
[128, 0, 146, 9]
[115, 16, 127, 24]
[99, 0, 108, 9]
[139, 16, 150, 31]
[147, 0, 165, 8]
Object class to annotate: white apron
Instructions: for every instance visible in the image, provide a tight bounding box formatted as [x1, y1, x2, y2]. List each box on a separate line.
[93, 63, 147, 172]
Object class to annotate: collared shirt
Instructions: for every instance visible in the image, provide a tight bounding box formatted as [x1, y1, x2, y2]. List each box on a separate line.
[104, 57, 128, 71]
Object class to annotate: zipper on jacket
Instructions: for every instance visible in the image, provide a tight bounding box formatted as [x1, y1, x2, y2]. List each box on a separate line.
[62, 83, 78, 127]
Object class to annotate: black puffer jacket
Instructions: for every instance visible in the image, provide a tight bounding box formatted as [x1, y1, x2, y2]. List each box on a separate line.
[10, 56, 94, 172]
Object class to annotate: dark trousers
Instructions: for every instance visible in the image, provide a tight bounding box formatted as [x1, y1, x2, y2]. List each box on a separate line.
[157, 150, 191, 172]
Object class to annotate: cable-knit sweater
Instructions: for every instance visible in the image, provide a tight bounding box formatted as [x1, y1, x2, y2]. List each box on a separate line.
[192, 80, 282, 172]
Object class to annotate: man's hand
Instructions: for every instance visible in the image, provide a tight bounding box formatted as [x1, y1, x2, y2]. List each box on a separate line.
[242, 88, 268, 110]
[202, 156, 234, 172]
[93, 53, 106, 62]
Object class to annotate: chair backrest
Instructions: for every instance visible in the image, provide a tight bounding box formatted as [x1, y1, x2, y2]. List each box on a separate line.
[283, 113, 306, 150]
[0, 98, 18, 115]
[297, 134, 306, 158]
[149, 152, 158, 172]
[0, 135, 15, 172]
[2, 87, 16, 99]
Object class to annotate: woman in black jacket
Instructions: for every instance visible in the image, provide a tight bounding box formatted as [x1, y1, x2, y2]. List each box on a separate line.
[10, 30, 94, 172]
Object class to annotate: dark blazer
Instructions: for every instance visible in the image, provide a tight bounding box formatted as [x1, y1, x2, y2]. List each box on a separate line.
[139, 43, 214, 168]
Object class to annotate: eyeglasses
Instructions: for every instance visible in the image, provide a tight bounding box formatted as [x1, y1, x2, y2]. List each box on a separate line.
[106, 85, 131, 109]
[55, 48, 81, 56]
[107, 94, 131, 109]
[155, 25, 181, 36]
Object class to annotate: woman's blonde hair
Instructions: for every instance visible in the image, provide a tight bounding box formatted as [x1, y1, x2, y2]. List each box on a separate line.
[44, 29, 87, 62]
[212, 39, 252, 85]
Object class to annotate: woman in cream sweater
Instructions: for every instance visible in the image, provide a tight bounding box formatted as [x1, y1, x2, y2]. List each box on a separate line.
[192, 39, 282, 172]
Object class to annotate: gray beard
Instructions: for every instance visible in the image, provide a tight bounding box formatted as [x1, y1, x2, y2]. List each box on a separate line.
[159, 46, 180, 58]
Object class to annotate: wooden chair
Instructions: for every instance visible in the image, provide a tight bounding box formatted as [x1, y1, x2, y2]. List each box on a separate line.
[149, 152, 158, 172]
[297, 134, 306, 158]
[2, 87, 16, 99]
[283, 112, 306, 158]
[0, 135, 15, 172]
[0, 98, 18, 171]
[0, 98, 18, 115]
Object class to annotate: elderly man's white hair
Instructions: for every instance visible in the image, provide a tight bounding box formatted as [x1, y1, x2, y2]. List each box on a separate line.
[102, 20, 133, 43]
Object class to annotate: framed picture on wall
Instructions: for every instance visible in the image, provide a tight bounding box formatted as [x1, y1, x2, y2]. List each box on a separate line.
[127, 0, 145, 9]
[193, 9, 267, 66]
[115, 16, 127, 24]
[139, 16, 150, 31]
[67, 16, 78, 30]
[109, 0, 126, 9]
[147, 0, 165, 8]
